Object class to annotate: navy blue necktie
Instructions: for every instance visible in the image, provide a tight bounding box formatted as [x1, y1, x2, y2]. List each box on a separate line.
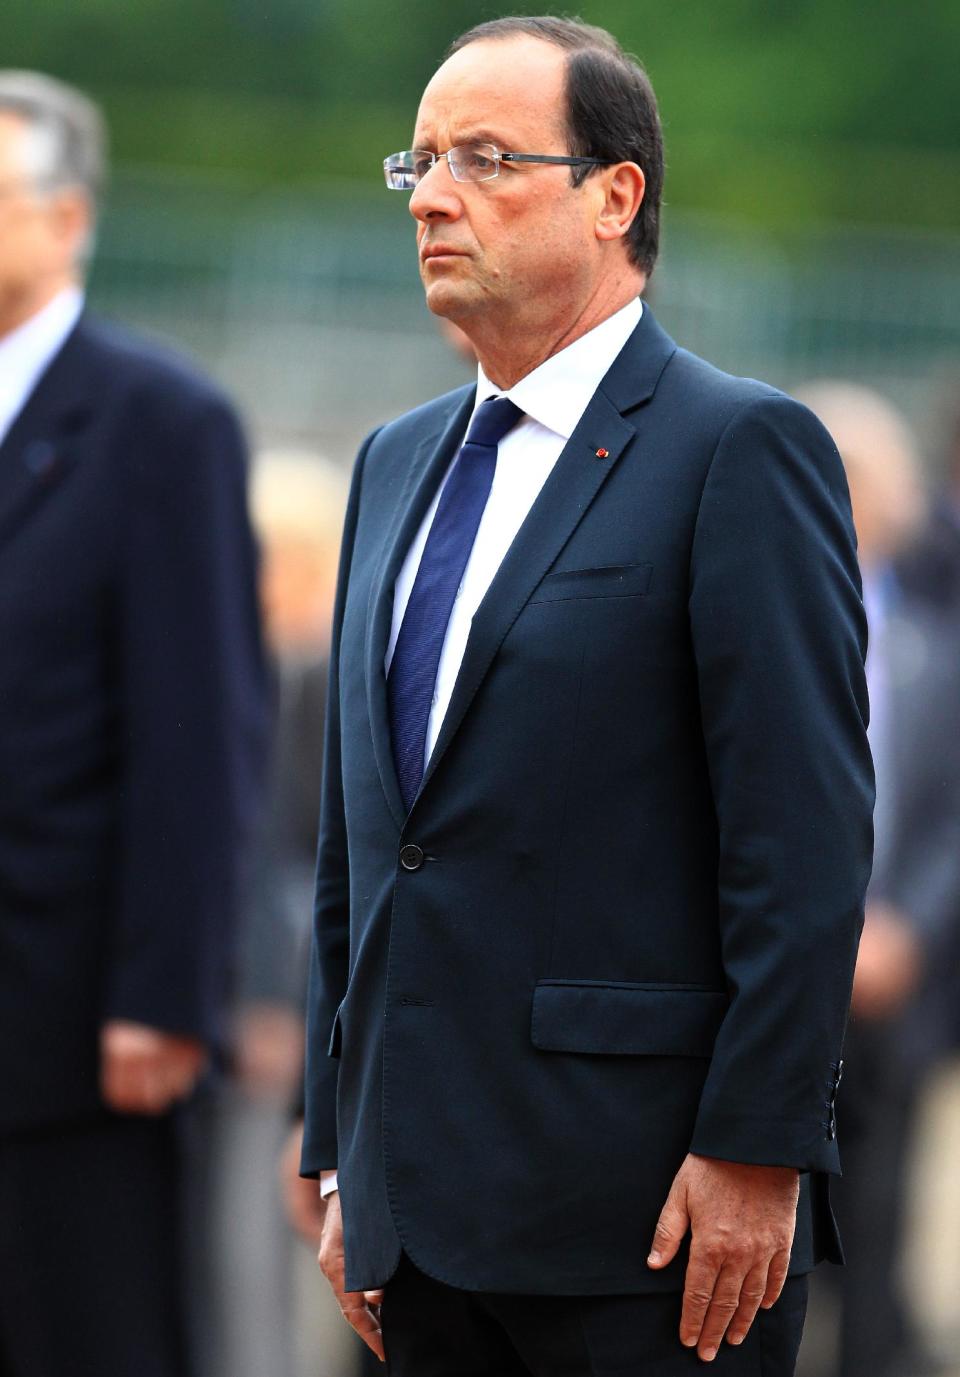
[388, 395, 523, 812]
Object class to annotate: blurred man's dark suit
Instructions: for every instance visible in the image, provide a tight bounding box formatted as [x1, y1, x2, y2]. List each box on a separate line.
[897, 501, 960, 1054]
[829, 586, 960, 1377]
[301, 308, 874, 1327]
[898, 500, 960, 623]
[0, 310, 268, 1375]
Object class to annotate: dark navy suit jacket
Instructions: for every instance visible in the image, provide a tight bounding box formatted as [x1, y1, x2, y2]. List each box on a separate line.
[302, 308, 874, 1295]
[0, 312, 269, 1133]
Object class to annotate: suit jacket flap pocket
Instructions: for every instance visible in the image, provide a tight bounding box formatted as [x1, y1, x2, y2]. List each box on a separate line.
[530, 562, 653, 603]
[531, 980, 727, 1057]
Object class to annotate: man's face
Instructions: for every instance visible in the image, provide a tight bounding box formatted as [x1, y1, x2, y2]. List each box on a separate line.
[0, 112, 82, 329]
[408, 36, 606, 333]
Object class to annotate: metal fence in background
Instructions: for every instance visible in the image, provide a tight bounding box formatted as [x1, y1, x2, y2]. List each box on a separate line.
[89, 169, 960, 466]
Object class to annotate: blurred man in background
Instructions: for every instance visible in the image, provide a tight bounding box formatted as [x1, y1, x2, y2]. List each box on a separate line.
[797, 383, 960, 1377]
[196, 450, 355, 1377]
[0, 71, 267, 1377]
[898, 385, 960, 622]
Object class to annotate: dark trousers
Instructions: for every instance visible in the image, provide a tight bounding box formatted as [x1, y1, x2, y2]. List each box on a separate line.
[0, 1112, 186, 1377]
[381, 1253, 809, 1376]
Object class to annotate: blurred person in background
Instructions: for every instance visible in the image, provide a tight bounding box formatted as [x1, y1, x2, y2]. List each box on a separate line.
[238, 451, 347, 1103]
[0, 71, 267, 1377]
[300, 17, 872, 1376]
[897, 377, 960, 1179]
[796, 383, 960, 1377]
[196, 450, 360, 1377]
[898, 382, 960, 621]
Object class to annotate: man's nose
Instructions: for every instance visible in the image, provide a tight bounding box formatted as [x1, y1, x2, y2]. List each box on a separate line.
[409, 158, 463, 223]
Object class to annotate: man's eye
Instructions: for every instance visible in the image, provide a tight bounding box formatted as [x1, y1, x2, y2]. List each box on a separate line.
[467, 151, 495, 172]
[413, 156, 434, 179]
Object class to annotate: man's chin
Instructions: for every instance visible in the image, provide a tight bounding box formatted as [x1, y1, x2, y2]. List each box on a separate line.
[423, 282, 475, 321]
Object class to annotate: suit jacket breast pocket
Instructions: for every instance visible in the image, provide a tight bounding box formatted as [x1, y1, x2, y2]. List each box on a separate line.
[529, 562, 653, 604]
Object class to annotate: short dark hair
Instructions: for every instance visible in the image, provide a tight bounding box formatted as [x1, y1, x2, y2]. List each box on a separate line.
[447, 16, 663, 276]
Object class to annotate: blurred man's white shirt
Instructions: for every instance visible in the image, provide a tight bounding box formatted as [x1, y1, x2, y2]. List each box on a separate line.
[0, 285, 83, 447]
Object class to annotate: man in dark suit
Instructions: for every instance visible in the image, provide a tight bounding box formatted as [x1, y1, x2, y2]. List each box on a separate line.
[0, 72, 267, 1375]
[300, 18, 873, 1375]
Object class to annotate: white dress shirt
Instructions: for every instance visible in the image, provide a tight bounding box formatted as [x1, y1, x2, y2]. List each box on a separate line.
[0, 287, 84, 449]
[319, 297, 643, 1200]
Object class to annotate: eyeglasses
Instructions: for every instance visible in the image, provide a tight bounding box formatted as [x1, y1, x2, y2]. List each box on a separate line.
[383, 142, 613, 190]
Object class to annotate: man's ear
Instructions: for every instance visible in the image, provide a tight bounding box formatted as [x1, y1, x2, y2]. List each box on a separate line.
[50, 187, 92, 261]
[595, 162, 645, 244]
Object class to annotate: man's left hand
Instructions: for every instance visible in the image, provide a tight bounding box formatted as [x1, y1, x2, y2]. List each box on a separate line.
[100, 1020, 206, 1115]
[647, 1152, 799, 1362]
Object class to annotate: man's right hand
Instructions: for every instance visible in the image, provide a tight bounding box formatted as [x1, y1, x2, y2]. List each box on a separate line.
[317, 1188, 386, 1363]
[100, 1019, 206, 1115]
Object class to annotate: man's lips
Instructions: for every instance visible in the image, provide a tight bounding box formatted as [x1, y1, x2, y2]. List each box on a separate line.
[420, 245, 469, 264]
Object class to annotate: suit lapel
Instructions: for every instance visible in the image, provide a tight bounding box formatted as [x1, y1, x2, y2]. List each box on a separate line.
[417, 308, 677, 802]
[365, 387, 475, 828]
[417, 394, 634, 802]
[0, 318, 91, 545]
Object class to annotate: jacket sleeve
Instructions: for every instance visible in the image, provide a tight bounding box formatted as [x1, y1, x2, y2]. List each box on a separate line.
[686, 394, 874, 1174]
[300, 429, 376, 1175]
[105, 385, 269, 1044]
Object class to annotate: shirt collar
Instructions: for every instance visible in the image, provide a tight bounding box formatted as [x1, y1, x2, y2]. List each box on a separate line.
[0, 286, 85, 447]
[474, 297, 643, 439]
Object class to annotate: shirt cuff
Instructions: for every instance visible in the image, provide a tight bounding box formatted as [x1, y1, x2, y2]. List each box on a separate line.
[319, 1169, 339, 1199]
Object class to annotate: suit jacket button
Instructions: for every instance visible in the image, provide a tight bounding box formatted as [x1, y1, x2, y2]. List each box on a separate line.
[399, 843, 424, 871]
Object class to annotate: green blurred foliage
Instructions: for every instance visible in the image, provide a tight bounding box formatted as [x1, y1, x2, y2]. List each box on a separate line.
[3, 0, 959, 231]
